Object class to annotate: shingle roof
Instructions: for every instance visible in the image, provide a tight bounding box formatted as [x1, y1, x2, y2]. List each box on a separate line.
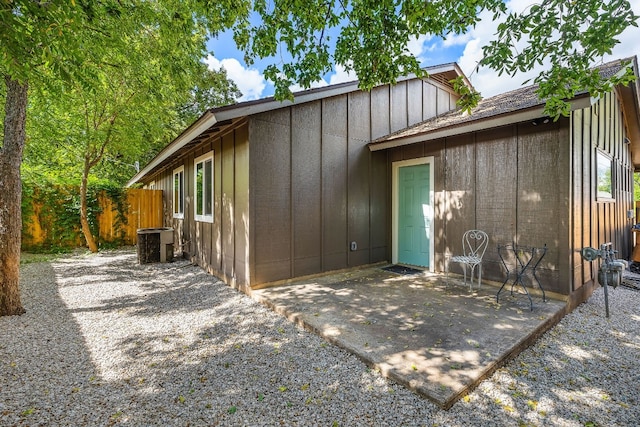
[373, 58, 634, 145]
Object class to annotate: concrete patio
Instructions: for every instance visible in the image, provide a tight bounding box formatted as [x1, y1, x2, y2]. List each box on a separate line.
[250, 265, 567, 409]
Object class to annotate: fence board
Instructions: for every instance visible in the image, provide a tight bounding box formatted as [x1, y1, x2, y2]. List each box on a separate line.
[112, 189, 164, 244]
[23, 188, 163, 249]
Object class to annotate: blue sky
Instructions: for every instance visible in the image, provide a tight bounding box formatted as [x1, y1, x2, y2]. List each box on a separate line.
[206, 0, 640, 103]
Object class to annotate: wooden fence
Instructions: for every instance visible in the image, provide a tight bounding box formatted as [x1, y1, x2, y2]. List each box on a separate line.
[97, 189, 164, 245]
[23, 188, 164, 249]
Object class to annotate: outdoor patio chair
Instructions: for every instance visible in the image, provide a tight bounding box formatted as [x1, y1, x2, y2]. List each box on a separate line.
[447, 229, 489, 291]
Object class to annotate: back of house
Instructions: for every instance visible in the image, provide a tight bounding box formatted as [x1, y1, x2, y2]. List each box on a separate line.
[128, 57, 640, 310]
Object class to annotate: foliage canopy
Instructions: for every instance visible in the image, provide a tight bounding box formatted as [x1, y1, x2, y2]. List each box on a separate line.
[4, 0, 241, 188]
[234, 0, 638, 116]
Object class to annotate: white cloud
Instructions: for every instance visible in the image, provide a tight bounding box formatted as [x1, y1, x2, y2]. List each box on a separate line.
[442, 32, 472, 48]
[204, 55, 266, 101]
[288, 64, 358, 93]
[407, 34, 434, 60]
[456, 0, 640, 98]
[454, 5, 539, 98]
[328, 64, 358, 85]
[206, 54, 358, 99]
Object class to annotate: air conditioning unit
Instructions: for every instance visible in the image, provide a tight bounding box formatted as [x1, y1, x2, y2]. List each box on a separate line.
[137, 227, 174, 264]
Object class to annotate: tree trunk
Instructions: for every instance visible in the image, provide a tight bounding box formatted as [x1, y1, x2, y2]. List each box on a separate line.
[0, 76, 28, 316]
[80, 156, 99, 253]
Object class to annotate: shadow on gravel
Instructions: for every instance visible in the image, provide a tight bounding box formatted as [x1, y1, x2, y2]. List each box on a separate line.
[5, 250, 638, 426]
[0, 261, 133, 426]
[56, 252, 220, 317]
[39, 250, 446, 425]
[455, 289, 640, 425]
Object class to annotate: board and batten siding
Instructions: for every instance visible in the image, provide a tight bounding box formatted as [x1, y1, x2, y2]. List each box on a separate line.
[569, 91, 633, 307]
[386, 90, 633, 298]
[145, 122, 250, 291]
[388, 118, 570, 294]
[249, 79, 458, 285]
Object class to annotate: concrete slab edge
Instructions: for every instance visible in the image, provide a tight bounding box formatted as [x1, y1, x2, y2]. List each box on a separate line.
[250, 290, 570, 410]
[439, 303, 570, 409]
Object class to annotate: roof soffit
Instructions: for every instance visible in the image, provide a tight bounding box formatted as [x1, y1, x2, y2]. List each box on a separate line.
[616, 57, 640, 169]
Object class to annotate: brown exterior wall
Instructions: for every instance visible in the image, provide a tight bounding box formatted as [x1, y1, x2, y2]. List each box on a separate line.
[140, 72, 633, 301]
[388, 119, 569, 293]
[249, 79, 457, 285]
[143, 78, 456, 288]
[386, 90, 633, 296]
[569, 92, 634, 297]
[144, 122, 250, 291]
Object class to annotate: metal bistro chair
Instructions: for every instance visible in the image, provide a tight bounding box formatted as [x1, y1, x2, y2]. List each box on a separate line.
[448, 230, 489, 291]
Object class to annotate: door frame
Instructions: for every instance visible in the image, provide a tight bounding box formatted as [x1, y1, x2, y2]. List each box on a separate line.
[391, 156, 435, 271]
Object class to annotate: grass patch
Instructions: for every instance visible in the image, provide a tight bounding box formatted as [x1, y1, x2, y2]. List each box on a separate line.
[20, 252, 67, 265]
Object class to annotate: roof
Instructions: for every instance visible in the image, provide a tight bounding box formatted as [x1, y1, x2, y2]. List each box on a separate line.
[372, 84, 545, 146]
[127, 62, 468, 186]
[208, 63, 466, 118]
[369, 57, 640, 152]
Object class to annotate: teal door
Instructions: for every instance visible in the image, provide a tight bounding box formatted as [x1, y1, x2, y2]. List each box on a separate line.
[398, 164, 430, 267]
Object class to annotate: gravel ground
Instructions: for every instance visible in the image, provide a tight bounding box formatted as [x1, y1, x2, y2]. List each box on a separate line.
[1, 248, 639, 426]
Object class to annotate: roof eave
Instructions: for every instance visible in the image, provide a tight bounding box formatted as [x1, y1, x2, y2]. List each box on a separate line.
[211, 62, 465, 121]
[369, 95, 592, 151]
[128, 63, 465, 185]
[126, 111, 218, 187]
[617, 57, 640, 170]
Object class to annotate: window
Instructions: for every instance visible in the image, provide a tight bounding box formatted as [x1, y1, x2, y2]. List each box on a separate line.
[596, 150, 613, 200]
[194, 152, 214, 222]
[172, 166, 184, 219]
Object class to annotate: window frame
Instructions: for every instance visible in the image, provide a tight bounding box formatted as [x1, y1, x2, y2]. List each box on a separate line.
[172, 166, 184, 219]
[194, 151, 214, 223]
[596, 149, 614, 202]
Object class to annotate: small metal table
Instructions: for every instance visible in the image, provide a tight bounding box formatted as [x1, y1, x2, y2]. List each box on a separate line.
[497, 244, 547, 310]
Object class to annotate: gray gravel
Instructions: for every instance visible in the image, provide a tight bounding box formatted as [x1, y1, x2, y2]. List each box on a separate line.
[1, 248, 639, 426]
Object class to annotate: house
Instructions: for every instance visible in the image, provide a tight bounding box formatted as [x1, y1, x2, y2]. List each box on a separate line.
[127, 57, 640, 310]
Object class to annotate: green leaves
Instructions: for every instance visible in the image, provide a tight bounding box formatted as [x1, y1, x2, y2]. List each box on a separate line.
[5, 0, 638, 158]
[234, 0, 637, 117]
[239, 0, 511, 100]
[451, 76, 481, 114]
[480, 0, 638, 118]
[18, 1, 242, 190]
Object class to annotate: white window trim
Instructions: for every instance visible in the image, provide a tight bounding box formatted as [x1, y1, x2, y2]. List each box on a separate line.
[172, 166, 184, 219]
[194, 151, 214, 223]
[596, 149, 615, 202]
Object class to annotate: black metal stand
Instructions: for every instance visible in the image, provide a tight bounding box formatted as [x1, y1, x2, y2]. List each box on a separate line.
[497, 244, 547, 310]
[580, 243, 624, 318]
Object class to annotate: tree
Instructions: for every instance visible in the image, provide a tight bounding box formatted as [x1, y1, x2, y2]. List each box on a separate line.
[1, 6, 87, 300]
[481, 0, 638, 117]
[25, 66, 239, 252]
[1, 0, 247, 315]
[236, 0, 637, 115]
[1, 76, 28, 316]
[25, 68, 240, 190]
[2, 0, 637, 316]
